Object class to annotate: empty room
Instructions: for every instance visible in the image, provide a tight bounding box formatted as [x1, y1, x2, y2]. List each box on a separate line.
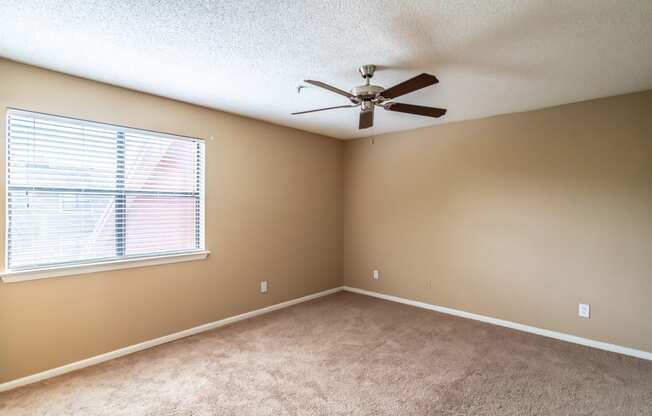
[1, 1, 651, 415]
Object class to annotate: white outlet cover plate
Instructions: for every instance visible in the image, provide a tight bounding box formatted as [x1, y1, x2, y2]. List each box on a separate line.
[260, 280, 268, 293]
[372, 270, 380, 280]
[579, 303, 590, 318]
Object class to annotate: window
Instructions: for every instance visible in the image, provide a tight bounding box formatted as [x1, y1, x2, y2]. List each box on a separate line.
[5, 109, 205, 275]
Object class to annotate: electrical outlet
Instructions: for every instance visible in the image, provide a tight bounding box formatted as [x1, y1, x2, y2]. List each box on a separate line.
[427, 279, 432, 289]
[372, 270, 380, 280]
[578, 303, 590, 318]
[260, 280, 268, 294]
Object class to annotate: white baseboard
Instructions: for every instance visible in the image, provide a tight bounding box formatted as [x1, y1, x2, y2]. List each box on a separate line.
[343, 286, 652, 361]
[0, 286, 344, 393]
[3, 285, 648, 393]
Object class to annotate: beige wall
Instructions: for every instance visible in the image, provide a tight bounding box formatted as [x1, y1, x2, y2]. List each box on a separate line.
[1, 57, 651, 384]
[343, 91, 652, 353]
[0, 59, 344, 383]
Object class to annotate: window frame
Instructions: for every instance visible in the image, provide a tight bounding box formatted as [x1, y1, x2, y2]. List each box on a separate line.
[2, 108, 209, 283]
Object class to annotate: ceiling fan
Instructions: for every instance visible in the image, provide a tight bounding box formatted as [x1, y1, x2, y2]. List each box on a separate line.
[292, 65, 446, 129]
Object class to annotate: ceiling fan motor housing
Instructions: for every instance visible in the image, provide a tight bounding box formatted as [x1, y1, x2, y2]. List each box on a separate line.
[352, 64, 385, 101]
[351, 84, 385, 100]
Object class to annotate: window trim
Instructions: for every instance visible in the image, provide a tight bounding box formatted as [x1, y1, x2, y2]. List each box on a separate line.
[3, 108, 208, 281]
[0, 250, 210, 283]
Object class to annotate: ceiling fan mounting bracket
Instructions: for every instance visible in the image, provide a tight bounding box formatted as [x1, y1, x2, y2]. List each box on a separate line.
[358, 64, 376, 80]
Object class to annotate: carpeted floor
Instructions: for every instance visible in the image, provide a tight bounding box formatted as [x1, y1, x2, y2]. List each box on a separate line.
[1, 291, 651, 415]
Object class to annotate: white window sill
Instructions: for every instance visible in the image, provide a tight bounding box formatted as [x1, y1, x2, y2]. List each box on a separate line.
[0, 250, 210, 283]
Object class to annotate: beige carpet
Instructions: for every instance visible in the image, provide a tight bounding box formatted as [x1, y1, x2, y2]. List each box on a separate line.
[1, 291, 651, 415]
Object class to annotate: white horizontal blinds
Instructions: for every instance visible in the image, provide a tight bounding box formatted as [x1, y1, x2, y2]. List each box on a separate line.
[6, 109, 205, 271]
[122, 130, 203, 257]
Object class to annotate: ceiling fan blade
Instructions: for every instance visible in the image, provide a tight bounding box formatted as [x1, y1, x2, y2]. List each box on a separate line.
[291, 104, 357, 115]
[304, 80, 356, 100]
[359, 110, 374, 129]
[380, 73, 439, 99]
[384, 103, 447, 118]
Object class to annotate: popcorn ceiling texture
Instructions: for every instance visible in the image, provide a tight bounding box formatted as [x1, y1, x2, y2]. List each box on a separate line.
[1, 292, 651, 415]
[0, 0, 651, 139]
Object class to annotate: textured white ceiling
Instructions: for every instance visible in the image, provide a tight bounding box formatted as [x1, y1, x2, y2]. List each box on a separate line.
[1, 1, 652, 139]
